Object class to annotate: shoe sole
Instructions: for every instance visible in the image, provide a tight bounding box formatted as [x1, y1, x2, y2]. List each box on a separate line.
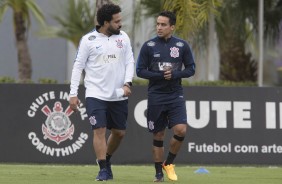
[95, 179, 107, 181]
[153, 178, 164, 182]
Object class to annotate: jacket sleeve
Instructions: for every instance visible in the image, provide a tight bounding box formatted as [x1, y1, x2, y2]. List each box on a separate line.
[123, 32, 135, 84]
[172, 42, 195, 79]
[69, 36, 88, 97]
[136, 43, 163, 80]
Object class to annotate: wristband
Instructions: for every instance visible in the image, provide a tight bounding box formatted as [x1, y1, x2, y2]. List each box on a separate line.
[124, 82, 132, 88]
[124, 83, 131, 88]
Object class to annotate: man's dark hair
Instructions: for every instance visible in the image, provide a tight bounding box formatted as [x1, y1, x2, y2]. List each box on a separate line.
[158, 11, 176, 26]
[97, 4, 121, 26]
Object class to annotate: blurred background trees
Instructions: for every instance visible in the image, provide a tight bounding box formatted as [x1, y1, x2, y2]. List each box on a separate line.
[138, 0, 282, 83]
[40, 0, 113, 48]
[217, 0, 282, 82]
[0, 0, 45, 82]
[0, 0, 281, 85]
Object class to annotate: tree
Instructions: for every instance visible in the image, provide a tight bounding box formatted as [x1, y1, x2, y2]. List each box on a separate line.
[162, 0, 223, 81]
[137, 0, 222, 40]
[163, 0, 222, 40]
[216, 1, 257, 81]
[0, 0, 45, 82]
[40, 0, 96, 48]
[40, 0, 115, 48]
[138, 0, 282, 83]
[216, 0, 282, 82]
[136, 0, 223, 80]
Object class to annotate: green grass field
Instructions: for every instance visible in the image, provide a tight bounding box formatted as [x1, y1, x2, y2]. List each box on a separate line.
[0, 164, 282, 184]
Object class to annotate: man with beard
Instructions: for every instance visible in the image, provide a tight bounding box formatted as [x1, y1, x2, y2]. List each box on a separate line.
[69, 3, 134, 181]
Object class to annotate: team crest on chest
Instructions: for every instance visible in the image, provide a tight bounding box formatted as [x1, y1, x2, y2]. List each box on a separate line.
[116, 39, 123, 48]
[170, 47, 179, 58]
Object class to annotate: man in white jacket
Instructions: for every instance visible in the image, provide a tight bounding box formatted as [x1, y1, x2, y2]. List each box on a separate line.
[69, 3, 134, 181]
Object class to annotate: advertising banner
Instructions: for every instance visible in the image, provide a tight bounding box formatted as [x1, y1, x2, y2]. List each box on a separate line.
[0, 84, 282, 165]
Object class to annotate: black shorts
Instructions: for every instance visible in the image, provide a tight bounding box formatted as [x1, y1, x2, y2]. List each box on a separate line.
[85, 97, 128, 130]
[147, 101, 187, 133]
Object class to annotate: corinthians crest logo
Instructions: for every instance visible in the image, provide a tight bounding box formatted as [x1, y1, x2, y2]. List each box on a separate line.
[27, 91, 88, 157]
[41, 102, 74, 145]
[116, 39, 123, 48]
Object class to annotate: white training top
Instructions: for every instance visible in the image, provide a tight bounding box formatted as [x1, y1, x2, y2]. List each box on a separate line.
[69, 29, 135, 101]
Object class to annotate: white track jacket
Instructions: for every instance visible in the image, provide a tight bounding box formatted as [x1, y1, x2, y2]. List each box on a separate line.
[69, 30, 134, 101]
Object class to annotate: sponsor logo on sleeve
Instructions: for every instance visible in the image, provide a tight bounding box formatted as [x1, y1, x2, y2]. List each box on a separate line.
[88, 35, 96, 40]
[176, 42, 184, 47]
[147, 41, 155, 47]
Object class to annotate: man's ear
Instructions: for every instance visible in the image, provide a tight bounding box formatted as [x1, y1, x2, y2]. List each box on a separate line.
[104, 21, 109, 26]
[171, 25, 175, 31]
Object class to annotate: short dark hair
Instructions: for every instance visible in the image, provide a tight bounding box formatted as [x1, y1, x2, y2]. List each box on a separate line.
[97, 4, 121, 26]
[158, 11, 176, 26]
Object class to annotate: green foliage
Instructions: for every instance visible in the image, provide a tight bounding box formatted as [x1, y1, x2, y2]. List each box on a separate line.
[0, 0, 45, 27]
[0, 77, 58, 84]
[0, 77, 257, 86]
[38, 78, 58, 84]
[0, 76, 33, 83]
[0, 0, 45, 82]
[132, 78, 149, 86]
[141, 0, 282, 83]
[218, 32, 257, 82]
[216, 0, 282, 82]
[189, 80, 257, 87]
[163, 0, 223, 40]
[137, 0, 223, 40]
[133, 78, 257, 87]
[0, 76, 16, 83]
[20, 79, 34, 84]
[181, 79, 190, 86]
[39, 0, 96, 48]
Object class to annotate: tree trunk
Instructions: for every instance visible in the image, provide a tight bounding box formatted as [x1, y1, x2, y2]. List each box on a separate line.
[219, 32, 257, 82]
[14, 11, 32, 83]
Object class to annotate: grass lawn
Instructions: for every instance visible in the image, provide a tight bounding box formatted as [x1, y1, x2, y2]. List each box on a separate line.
[0, 164, 282, 184]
